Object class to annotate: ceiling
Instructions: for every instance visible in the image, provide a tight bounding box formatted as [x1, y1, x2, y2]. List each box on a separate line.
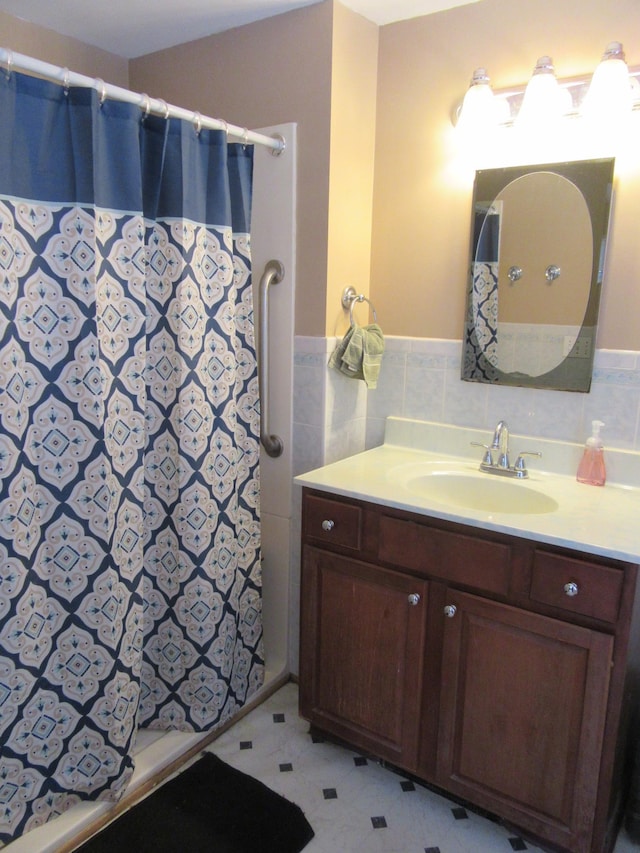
[0, 0, 482, 59]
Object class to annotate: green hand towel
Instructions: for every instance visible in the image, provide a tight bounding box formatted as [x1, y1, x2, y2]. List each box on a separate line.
[329, 323, 385, 389]
[361, 323, 385, 389]
[328, 324, 358, 374]
[340, 325, 366, 377]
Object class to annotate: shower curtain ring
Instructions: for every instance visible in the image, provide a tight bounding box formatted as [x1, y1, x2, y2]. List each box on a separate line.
[4, 49, 13, 79]
[95, 78, 107, 105]
[158, 99, 170, 120]
[141, 93, 151, 119]
[193, 111, 202, 135]
[62, 67, 70, 95]
[242, 128, 249, 148]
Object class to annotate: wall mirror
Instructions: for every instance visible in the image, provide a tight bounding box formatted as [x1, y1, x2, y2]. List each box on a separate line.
[461, 157, 615, 391]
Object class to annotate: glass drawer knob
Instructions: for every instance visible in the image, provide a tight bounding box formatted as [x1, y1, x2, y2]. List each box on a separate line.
[407, 593, 421, 606]
[321, 519, 334, 532]
[508, 265, 523, 282]
[444, 604, 457, 618]
[564, 582, 579, 597]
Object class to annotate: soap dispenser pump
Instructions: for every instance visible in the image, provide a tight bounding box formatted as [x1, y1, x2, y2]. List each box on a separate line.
[576, 420, 606, 486]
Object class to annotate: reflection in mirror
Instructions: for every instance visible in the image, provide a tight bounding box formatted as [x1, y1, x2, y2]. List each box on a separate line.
[462, 158, 615, 392]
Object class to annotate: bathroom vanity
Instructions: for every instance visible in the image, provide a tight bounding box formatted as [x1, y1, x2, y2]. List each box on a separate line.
[296, 419, 640, 853]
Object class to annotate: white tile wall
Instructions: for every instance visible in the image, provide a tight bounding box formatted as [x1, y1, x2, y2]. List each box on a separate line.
[496, 322, 586, 376]
[294, 336, 640, 464]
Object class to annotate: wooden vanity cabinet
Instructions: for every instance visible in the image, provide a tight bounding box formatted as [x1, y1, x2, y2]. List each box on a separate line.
[299, 488, 640, 853]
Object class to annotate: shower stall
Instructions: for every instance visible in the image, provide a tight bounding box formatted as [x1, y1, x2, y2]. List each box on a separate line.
[2, 107, 297, 853]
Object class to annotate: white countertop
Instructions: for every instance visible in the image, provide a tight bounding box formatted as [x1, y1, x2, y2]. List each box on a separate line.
[295, 419, 640, 564]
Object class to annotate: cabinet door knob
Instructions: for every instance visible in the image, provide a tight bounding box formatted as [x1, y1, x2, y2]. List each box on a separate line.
[444, 604, 457, 618]
[407, 593, 421, 606]
[321, 519, 334, 532]
[564, 581, 579, 597]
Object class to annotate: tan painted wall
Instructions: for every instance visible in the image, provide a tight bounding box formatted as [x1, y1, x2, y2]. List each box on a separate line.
[0, 10, 128, 85]
[326, 3, 378, 337]
[371, 0, 640, 349]
[130, 3, 335, 338]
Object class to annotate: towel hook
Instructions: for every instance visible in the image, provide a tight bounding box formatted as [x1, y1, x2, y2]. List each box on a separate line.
[341, 285, 377, 325]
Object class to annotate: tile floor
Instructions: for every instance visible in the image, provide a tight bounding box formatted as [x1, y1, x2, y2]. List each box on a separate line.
[206, 681, 639, 853]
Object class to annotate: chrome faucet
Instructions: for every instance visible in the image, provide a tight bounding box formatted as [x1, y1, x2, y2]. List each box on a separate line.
[471, 420, 542, 479]
[492, 420, 510, 469]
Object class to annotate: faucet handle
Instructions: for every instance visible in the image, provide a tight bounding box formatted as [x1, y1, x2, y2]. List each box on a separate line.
[471, 441, 493, 466]
[514, 451, 542, 473]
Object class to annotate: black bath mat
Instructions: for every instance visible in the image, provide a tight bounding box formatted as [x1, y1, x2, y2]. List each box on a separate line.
[76, 752, 314, 853]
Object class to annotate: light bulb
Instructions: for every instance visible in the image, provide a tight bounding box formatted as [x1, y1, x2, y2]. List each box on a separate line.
[456, 68, 503, 132]
[581, 41, 632, 122]
[516, 56, 566, 127]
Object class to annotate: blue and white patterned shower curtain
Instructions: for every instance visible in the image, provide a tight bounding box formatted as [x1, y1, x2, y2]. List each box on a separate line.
[0, 71, 264, 844]
[463, 207, 500, 380]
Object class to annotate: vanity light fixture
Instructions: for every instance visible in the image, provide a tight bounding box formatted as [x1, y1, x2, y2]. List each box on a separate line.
[454, 41, 640, 130]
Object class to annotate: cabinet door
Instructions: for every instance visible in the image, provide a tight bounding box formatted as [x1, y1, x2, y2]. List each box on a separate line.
[438, 590, 613, 853]
[300, 546, 428, 769]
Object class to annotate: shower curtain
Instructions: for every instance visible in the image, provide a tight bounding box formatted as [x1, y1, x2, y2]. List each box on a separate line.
[463, 207, 500, 380]
[0, 71, 264, 844]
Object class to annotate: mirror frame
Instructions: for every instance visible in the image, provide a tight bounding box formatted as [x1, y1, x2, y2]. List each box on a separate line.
[461, 157, 615, 392]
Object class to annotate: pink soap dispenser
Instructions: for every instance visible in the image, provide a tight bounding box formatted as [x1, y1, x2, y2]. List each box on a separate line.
[576, 420, 606, 486]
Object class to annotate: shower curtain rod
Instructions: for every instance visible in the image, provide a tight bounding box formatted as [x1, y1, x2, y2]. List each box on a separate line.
[0, 47, 285, 153]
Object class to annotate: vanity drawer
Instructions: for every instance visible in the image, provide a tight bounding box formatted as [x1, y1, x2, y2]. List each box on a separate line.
[378, 516, 511, 595]
[530, 550, 624, 623]
[303, 494, 362, 551]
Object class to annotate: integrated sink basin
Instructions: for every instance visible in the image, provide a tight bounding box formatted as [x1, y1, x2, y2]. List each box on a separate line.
[405, 472, 559, 514]
[391, 461, 559, 515]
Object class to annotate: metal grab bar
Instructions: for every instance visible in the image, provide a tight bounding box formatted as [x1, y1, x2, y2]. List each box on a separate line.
[258, 259, 285, 458]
